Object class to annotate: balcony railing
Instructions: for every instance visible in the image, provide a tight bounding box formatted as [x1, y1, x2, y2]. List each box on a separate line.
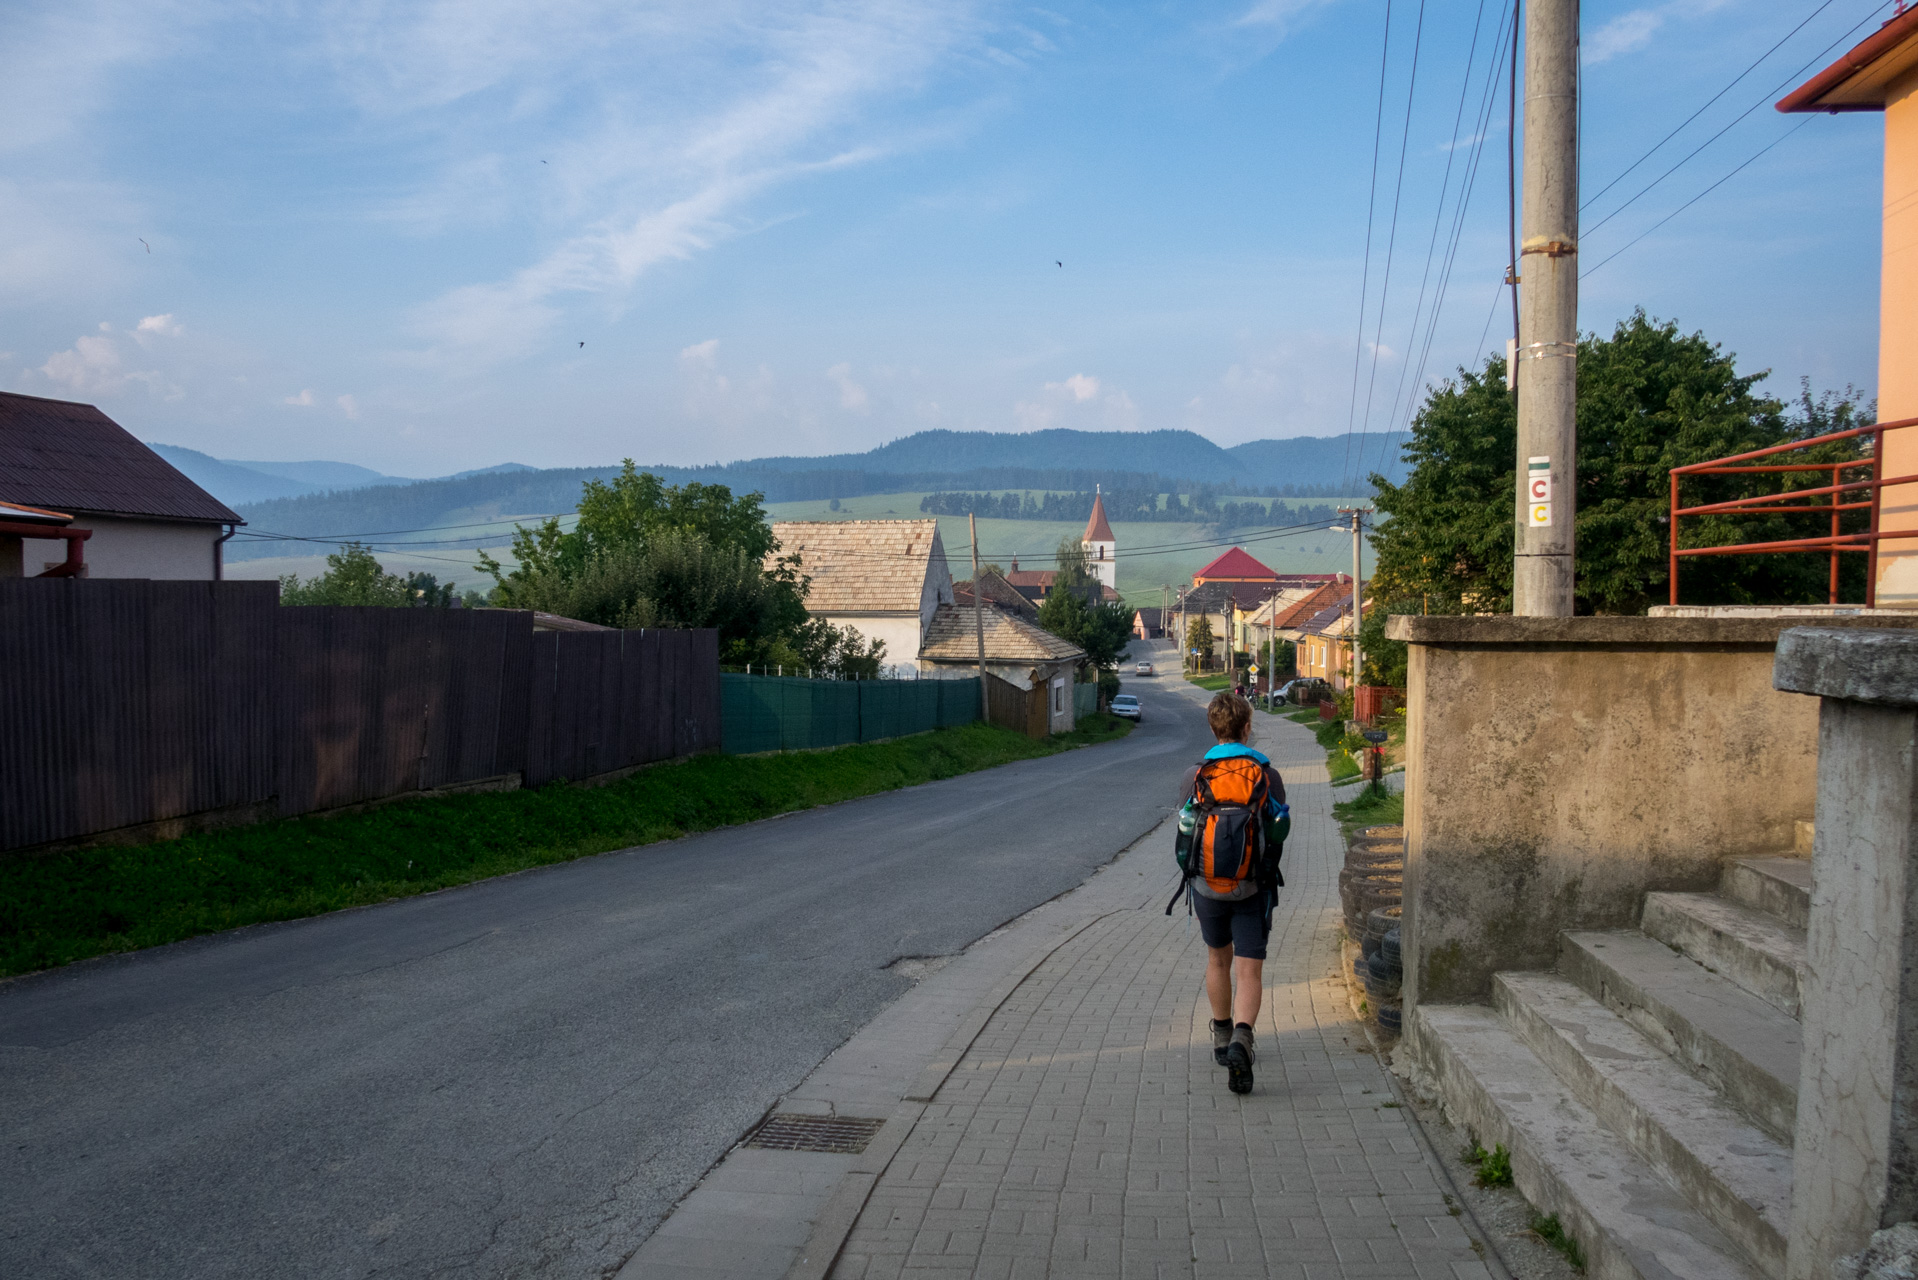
[1669, 416, 1918, 607]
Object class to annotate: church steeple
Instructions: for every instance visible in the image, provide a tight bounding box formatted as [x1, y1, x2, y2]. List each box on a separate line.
[1081, 485, 1117, 591]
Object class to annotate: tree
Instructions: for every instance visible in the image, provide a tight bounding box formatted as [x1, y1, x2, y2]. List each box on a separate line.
[1185, 615, 1215, 671]
[279, 543, 450, 607]
[1036, 539, 1131, 676]
[1369, 311, 1874, 618]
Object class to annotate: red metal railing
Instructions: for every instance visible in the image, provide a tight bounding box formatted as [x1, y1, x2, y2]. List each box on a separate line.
[1669, 417, 1918, 607]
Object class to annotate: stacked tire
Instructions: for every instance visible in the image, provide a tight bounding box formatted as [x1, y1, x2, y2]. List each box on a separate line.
[1342, 824, 1405, 1037]
[1367, 926, 1405, 1035]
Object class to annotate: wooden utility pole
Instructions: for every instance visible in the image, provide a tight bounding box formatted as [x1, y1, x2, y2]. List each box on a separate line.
[1512, 0, 1578, 616]
[970, 513, 987, 720]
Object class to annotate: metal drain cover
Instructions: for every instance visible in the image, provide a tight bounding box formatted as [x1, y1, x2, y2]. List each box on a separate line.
[743, 1114, 887, 1154]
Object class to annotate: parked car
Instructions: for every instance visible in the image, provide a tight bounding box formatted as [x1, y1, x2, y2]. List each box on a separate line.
[1134, 661, 1155, 676]
[1274, 678, 1330, 706]
[1109, 694, 1142, 721]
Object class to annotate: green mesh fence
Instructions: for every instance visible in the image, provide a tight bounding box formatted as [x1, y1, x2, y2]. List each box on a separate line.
[721, 675, 981, 754]
[1074, 683, 1099, 720]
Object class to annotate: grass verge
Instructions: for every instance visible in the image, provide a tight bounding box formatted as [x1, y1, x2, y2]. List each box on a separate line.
[1, 717, 1133, 979]
[1331, 785, 1405, 838]
[1185, 673, 1235, 691]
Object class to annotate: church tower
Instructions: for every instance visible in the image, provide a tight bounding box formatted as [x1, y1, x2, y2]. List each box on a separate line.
[1082, 486, 1116, 591]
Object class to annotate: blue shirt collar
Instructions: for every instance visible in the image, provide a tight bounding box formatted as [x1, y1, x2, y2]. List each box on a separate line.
[1203, 742, 1269, 764]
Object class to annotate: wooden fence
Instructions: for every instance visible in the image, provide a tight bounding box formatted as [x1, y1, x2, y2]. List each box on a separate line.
[0, 580, 720, 854]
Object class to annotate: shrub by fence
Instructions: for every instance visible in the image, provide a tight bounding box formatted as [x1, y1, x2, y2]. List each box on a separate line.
[720, 673, 979, 753]
[0, 580, 720, 854]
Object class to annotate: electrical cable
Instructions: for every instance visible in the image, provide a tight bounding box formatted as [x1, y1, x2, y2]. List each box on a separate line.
[1341, 0, 1401, 497]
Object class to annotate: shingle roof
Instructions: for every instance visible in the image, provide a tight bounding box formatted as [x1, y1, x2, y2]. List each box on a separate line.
[1193, 547, 1277, 582]
[1133, 606, 1163, 627]
[1082, 492, 1114, 543]
[771, 519, 947, 614]
[0, 391, 242, 524]
[1176, 580, 1282, 614]
[919, 603, 1086, 663]
[1275, 583, 1351, 630]
[954, 568, 1038, 618]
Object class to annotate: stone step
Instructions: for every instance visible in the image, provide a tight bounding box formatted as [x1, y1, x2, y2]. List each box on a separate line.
[1560, 930, 1800, 1142]
[1721, 857, 1812, 931]
[1640, 892, 1807, 1019]
[1418, 1005, 1767, 1280]
[1494, 972, 1792, 1278]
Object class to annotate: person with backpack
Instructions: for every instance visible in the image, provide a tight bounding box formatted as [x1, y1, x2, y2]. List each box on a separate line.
[1167, 691, 1289, 1094]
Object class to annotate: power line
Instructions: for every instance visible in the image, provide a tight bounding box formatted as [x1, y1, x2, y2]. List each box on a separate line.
[1582, 116, 1817, 277]
[1580, 0, 1847, 214]
[1341, 0, 1400, 497]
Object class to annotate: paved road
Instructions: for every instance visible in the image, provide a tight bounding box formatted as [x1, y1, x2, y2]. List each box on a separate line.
[0, 645, 1210, 1280]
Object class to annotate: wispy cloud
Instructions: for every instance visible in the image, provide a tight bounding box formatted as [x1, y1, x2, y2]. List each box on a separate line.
[36, 317, 183, 399]
[284, 388, 316, 406]
[1587, 9, 1666, 63]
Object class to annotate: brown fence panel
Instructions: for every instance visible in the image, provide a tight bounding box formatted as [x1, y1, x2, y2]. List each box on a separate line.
[420, 610, 534, 790]
[523, 627, 720, 786]
[277, 608, 434, 814]
[0, 580, 278, 851]
[984, 672, 1046, 740]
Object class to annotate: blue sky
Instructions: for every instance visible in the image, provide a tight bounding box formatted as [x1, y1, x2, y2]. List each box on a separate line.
[0, 0, 1890, 477]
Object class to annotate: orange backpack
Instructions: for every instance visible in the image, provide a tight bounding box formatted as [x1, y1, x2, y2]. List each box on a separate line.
[1166, 755, 1275, 914]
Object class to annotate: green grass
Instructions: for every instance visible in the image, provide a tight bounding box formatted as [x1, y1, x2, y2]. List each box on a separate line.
[0, 717, 1133, 978]
[1529, 1214, 1587, 1271]
[1186, 673, 1235, 691]
[1464, 1143, 1515, 1188]
[1332, 786, 1404, 837]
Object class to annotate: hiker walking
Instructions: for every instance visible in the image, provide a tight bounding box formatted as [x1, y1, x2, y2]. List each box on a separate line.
[1168, 690, 1289, 1093]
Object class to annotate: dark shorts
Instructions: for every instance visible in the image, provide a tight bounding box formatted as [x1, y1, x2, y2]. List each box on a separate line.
[1193, 891, 1269, 959]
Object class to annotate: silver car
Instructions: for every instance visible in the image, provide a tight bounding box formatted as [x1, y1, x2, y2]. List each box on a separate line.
[1110, 694, 1141, 721]
[1134, 661, 1155, 676]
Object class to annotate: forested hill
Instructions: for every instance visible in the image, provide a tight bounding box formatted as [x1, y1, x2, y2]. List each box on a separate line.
[227, 429, 1408, 558]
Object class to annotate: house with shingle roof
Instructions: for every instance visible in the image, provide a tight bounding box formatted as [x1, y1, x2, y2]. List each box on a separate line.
[0, 392, 243, 580]
[919, 602, 1086, 733]
[770, 519, 954, 675]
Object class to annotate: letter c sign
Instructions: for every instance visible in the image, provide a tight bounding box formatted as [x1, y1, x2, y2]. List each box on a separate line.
[1527, 456, 1552, 528]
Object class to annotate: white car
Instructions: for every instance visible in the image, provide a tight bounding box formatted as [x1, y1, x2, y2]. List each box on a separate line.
[1134, 661, 1155, 676]
[1110, 694, 1141, 720]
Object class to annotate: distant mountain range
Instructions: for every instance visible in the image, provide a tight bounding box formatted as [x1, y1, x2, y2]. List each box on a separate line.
[147, 444, 535, 507]
[211, 429, 1409, 561]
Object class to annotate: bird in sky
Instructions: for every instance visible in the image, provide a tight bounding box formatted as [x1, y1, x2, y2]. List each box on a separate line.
[541, 160, 548, 165]
[578, 341, 585, 348]
[1055, 260, 1062, 268]
[139, 238, 150, 253]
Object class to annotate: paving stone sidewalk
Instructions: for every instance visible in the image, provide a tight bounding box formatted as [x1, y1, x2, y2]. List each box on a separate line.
[827, 708, 1492, 1280]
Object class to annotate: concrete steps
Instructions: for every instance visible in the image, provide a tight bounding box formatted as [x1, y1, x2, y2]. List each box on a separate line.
[1641, 891, 1807, 1019]
[1559, 929, 1801, 1142]
[1493, 972, 1793, 1276]
[1420, 1005, 1768, 1280]
[1416, 849, 1811, 1279]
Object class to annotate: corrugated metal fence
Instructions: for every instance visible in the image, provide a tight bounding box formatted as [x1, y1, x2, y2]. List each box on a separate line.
[720, 674, 979, 753]
[1074, 683, 1099, 720]
[0, 580, 720, 853]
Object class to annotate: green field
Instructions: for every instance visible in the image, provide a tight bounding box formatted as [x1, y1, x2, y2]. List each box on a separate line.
[225, 490, 1377, 605]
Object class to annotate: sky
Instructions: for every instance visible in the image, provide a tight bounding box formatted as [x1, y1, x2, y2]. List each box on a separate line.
[0, 0, 1892, 477]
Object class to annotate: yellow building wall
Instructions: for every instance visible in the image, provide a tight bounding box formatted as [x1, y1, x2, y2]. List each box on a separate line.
[1877, 68, 1918, 603]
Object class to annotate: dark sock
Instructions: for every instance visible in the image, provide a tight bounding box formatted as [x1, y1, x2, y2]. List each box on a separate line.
[1235, 1022, 1253, 1032]
[1212, 1018, 1232, 1030]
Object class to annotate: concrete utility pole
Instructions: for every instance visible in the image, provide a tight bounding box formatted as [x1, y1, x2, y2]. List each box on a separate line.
[1339, 508, 1371, 691]
[970, 513, 987, 720]
[1512, 0, 1579, 616]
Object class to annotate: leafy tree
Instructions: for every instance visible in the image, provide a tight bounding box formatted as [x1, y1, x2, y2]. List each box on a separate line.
[280, 543, 439, 606]
[1369, 311, 1873, 618]
[1037, 538, 1131, 674]
[1184, 615, 1216, 670]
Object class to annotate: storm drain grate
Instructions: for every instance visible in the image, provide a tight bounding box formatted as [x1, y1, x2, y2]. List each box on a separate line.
[743, 1114, 887, 1154]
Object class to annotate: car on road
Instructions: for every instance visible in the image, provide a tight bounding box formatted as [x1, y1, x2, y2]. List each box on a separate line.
[1134, 661, 1155, 676]
[1110, 694, 1142, 720]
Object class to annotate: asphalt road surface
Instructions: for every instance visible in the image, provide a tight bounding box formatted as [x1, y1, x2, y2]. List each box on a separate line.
[1, 644, 1210, 1279]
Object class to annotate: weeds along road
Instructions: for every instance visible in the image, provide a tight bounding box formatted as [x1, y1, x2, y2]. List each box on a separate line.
[0, 646, 1209, 1280]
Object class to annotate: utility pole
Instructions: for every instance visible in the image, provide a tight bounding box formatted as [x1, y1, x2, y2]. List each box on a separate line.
[970, 513, 987, 721]
[1512, 0, 1578, 616]
[1338, 508, 1371, 693]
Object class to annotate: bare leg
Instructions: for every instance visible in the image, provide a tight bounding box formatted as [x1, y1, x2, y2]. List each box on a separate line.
[1206, 945, 1234, 1021]
[1233, 956, 1264, 1026]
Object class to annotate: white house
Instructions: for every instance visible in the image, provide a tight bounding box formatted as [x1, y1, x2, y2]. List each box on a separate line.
[917, 603, 1085, 734]
[0, 392, 243, 579]
[769, 519, 954, 674]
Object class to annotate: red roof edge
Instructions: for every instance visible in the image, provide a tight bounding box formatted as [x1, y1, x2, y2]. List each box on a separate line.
[1779, 7, 1918, 113]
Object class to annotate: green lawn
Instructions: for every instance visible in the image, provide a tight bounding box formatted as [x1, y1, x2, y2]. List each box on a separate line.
[1187, 673, 1235, 691]
[0, 717, 1133, 978]
[1332, 784, 1404, 836]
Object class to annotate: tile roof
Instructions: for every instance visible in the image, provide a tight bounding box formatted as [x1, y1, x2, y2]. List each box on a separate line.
[1274, 583, 1351, 630]
[919, 603, 1086, 663]
[1296, 592, 1358, 636]
[1176, 580, 1283, 614]
[1082, 492, 1114, 543]
[771, 519, 948, 614]
[954, 568, 1038, 618]
[1133, 606, 1163, 627]
[0, 391, 242, 524]
[1193, 546, 1277, 582]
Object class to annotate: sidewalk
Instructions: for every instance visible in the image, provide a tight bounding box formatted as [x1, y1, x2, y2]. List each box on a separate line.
[623, 685, 1494, 1280]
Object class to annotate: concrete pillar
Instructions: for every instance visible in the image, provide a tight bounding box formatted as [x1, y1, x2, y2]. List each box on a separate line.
[1774, 628, 1918, 1278]
[1872, 71, 1918, 607]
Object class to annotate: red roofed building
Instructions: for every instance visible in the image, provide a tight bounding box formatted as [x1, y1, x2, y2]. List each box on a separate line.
[1193, 546, 1278, 585]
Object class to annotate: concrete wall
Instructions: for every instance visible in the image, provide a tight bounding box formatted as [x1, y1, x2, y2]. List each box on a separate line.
[1389, 615, 1918, 1014]
[817, 613, 923, 676]
[13, 515, 224, 580]
[1875, 66, 1918, 606]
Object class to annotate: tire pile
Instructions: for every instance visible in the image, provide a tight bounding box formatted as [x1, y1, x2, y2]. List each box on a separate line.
[1342, 824, 1405, 1035]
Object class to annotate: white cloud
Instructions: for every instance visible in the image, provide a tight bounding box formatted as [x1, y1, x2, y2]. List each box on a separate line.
[36, 322, 181, 400]
[1587, 9, 1664, 63]
[827, 362, 869, 411]
[680, 338, 720, 366]
[284, 388, 315, 406]
[1013, 373, 1137, 430]
[336, 393, 360, 418]
[136, 312, 181, 336]
[1058, 373, 1099, 402]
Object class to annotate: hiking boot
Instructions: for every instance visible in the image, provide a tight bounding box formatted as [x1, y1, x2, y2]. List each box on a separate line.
[1225, 1024, 1256, 1094]
[1211, 1019, 1233, 1065]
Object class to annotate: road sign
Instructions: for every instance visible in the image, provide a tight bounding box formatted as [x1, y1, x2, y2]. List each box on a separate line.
[1528, 456, 1553, 527]
[1248, 665, 1259, 675]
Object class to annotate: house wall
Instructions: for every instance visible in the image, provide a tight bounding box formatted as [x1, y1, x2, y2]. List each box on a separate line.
[1390, 615, 1918, 1029]
[819, 613, 924, 675]
[919, 531, 955, 638]
[1878, 66, 1918, 606]
[13, 515, 223, 580]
